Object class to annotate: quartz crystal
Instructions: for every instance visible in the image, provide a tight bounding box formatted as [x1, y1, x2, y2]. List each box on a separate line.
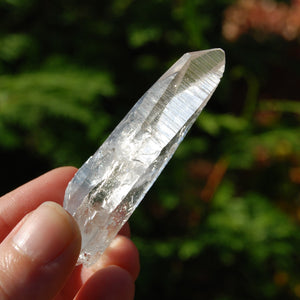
[64, 48, 225, 266]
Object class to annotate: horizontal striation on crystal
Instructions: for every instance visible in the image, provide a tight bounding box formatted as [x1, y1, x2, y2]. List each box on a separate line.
[64, 48, 225, 266]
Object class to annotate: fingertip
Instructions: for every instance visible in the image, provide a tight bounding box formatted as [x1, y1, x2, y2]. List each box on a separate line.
[44, 166, 77, 189]
[75, 265, 135, 300]
[48, 166, 78, 206]
[92, 236, 140, 281]
[12, 202, 80, 264]
[53, 166, 78, 178]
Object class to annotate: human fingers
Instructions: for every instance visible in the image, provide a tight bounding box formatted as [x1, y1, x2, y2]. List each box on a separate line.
[75, 266, 135, 300]
[92, 235, 140, 281]
[0, 201, 81, 300]
[58, 233, 140, 299]
[0, 167, 77, 242]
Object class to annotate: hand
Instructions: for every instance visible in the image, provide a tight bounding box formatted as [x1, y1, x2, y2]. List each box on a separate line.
[0, 167, 140, 300]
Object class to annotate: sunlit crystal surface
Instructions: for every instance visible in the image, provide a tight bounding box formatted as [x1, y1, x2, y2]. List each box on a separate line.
[64, 49, 225, 266]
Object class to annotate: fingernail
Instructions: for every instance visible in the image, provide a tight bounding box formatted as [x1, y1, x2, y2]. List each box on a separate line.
[13, 202, 76, 263]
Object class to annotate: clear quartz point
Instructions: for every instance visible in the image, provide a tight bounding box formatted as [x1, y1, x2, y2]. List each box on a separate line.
[64, 48, 225, 266]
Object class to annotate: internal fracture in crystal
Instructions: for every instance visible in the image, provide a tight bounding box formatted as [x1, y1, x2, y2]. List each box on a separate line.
[64, 48, 225, 266]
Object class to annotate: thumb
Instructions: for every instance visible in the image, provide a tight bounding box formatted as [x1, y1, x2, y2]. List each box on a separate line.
[0, 202, 81, 300]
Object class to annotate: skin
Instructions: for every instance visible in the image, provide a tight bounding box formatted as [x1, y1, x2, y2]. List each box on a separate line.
[0, 167, 140, 300]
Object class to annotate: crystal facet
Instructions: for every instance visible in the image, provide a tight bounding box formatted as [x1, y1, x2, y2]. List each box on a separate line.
[64, 48, 225, 266]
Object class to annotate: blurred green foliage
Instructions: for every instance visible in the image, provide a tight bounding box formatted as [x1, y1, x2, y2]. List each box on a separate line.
[0, 0, 300, 299]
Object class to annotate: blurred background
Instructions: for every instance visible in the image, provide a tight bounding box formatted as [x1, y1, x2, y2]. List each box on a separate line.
[0, 0, 300, 298]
